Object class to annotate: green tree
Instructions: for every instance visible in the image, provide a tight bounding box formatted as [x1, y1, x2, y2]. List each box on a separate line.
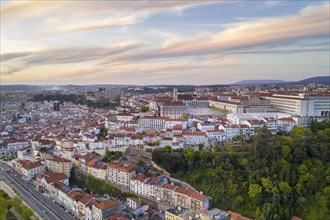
[137, 160, 144, 166]
[279, 181, 292, 195]
[261, 177, 274, 193]
[248, 183, 262, 200]
[140, 105, 149, 112]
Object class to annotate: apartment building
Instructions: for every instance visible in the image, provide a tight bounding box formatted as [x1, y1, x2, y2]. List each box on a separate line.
[36, 171, 69, 192]
[46, 156, 73, 177]
[182, 131, 208, 145]
[165, 207, 195, 220]
[210, 95, 275, 114]
[116, 113, 134, 121]
[106, 162, 136, 190]
[160, 102, 188, 119]
[14, 159, 46, 181]
[139, 116, 169, 130]
[263, 93, 330, 117]
[160, 184, 210, 214]
[149, 96, 173, 111]
[130, 174, 149, 195]
[92, 199, 122, 220]
[277, 117, 297, 132]
[7, 139, 29, 153]
[161, 184, 177, 205]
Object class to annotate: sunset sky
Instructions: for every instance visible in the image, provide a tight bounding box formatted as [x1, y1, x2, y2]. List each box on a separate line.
[1, 0, 329, 85]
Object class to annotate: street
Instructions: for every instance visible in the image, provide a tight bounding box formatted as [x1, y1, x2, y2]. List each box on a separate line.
[0, 162, 75, 220]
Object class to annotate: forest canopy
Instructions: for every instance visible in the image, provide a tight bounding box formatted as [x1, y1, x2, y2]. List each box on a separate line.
[152, 121, 330, 220]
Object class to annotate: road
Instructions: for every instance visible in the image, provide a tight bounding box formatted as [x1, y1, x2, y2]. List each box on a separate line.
[0, 162, 75, 220]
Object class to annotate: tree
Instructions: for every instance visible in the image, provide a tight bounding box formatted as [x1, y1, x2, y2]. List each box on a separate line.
[140, 105, 149, 112]
[182, 112, 189, 120]
[253, 126, 273, 159]
[102, 150, 123, 162]
[279, 181, 292, 195]
[248, 183, 262, 200]
[137, 160, 144, 166]
[261, 177, 274, 194]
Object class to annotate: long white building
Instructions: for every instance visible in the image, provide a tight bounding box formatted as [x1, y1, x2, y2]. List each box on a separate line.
[263, 93, 330, 117]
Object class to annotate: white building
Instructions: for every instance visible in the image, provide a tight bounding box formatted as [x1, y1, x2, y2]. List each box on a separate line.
[182, 131, 208, 145]
[14, 159, 46, 181]
[106, 162, 136, 190]
[139, 116, 168, 130]
[116, 113, 134, 121]
[7, 139, 29, 154]
[264, 93, 330, 117]
[277, 117, 297, 132]
[197, 122, 215, 132]
[130, 174, 149, 195]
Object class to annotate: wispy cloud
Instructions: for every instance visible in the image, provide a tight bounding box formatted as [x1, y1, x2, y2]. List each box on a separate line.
[108, 3, 329, 62]
[1, 1, 329, 84]
[1, 0, 217, 33]
[0, 41, 143, 74]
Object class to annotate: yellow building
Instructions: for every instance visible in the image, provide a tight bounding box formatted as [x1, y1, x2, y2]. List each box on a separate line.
[46, 157, 73, 177]
[165, 207, 195, 220]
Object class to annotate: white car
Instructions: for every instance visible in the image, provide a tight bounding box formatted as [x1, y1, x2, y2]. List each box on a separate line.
[43, 210, 47, 214]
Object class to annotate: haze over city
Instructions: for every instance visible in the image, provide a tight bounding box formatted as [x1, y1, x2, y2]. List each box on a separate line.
[1, 0, 329, 85]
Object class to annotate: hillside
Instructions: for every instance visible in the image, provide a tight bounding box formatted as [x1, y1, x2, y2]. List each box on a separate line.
[233, 76, 330, 86]
[296, 76, 330, 85]
[152, 121, 330, 219]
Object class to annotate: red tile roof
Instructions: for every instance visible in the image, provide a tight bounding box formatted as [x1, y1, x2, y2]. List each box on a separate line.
[67, 191, 84, 201]
[162, 183, 177, 191]
[190, 191, 206, 201]
[174, 187, 192, 196]
[95, 199, 119, 210]
[228, 211, 252, 220]
[106, 214, 128, 220]
[37, 171, 68, 184]
[183, 131, 207, 136]
[18, 160, 44, 170]
[149, 177, 160, 185]
[107, 162, 136, 173]
[278, 117, 296, 123]
[131, 174, 148, 182]
[79, 194, 95, 205]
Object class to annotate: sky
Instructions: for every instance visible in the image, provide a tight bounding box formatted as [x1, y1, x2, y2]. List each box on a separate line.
[0, 0, 329, 85]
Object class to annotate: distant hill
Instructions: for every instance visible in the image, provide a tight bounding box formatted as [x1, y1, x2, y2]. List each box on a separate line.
[0, 85, 45, 92]
[296, 76, 330, 85]
[1, 76, 329, 92]
[233, 76, 330, 86]
[234, 80, 287, 85]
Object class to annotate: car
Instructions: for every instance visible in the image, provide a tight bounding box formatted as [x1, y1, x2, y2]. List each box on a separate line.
[43, 210, 47, 214]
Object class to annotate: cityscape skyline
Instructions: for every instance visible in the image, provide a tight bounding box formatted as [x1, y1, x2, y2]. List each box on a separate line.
[1, 0, 329, 85]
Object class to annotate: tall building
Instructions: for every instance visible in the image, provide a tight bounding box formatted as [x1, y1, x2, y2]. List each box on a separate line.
[53, 101, 60, 111]
[173, 88, 178, 101]
[46, 157, 73, 177]
[107, 89, 124, 99]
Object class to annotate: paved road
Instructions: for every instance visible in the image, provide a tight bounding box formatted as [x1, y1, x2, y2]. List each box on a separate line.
[0, 162, 75, 220]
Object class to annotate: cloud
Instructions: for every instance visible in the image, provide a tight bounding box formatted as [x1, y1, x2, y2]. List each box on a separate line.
[0, 41, 143, 74]
[108, 3, 329, 62]
[1, 1, 217, 33]
[1, 52, 32, 61]
[51, 15, 139, 33]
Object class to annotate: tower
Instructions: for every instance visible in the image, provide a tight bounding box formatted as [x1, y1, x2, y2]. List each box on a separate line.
[173, 88, 178, 100]
[53, 101, 60, 111]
